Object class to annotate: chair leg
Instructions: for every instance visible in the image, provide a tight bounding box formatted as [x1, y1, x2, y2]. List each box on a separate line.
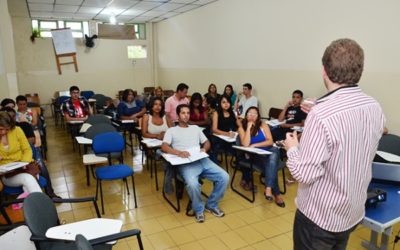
[136, 234, 144, 250]
[99, 180, 105, 214]
[124, 178, 130, 195]
[230, 164, 256, 203]
[93, 199, 101, 218]
[86, 165, 90, 186]
[95, 179, 99, 199]
[131, 175, 137, 208]
[162, 170, 180, 212]
[280, 167, 287, 194]
[224, 153, 229, 173]
[154, 158, 159, 191]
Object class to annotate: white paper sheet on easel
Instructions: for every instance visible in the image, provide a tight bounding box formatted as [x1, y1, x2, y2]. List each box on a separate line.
[51, 29, 76, 55]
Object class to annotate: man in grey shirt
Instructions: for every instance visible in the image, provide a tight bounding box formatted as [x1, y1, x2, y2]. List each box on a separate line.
[162, 104, 229, 223]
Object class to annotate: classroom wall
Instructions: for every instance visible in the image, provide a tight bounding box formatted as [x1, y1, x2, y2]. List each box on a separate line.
[0, 0, 18, 100]
[155, 0, 400, 134]
[9, 0, 154, 105]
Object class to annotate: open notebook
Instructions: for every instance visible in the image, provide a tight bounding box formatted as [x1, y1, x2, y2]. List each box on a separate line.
[162, 147, 208, 165]
[0, 162, 29, 174]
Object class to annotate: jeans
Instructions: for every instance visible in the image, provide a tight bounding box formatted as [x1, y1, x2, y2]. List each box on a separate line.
[178, 157, 229, 214]
[293, 210, 358, 250]
[242, 147, 281, 195]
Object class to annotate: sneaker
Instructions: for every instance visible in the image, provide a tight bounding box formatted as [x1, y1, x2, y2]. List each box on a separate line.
[205, 207, 225, 217]
[195, 212, 205, 223]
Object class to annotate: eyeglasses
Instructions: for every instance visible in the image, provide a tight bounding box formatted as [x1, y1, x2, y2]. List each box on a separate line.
[71, 91, 80, 94]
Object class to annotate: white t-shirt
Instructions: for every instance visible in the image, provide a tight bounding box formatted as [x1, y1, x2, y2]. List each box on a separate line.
[163, 125, 207, 151]
[238, 95, 258, 117]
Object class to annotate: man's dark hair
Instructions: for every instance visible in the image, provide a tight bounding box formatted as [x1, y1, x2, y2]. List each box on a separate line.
[292, 90, 303, 97]
[1, 98, 15, 108]
[176, 83, 189, 92]
[243, 83, 252, 90]
[148, 97, 165, 118]
[16, 95, 27, 103]
[69, 85, 80, 92]
[322, 38, 364, 85]
[176, 104, 190, 115]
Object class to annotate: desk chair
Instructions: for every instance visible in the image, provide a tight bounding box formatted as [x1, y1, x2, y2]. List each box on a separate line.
[377, 134, 400, 156]
[230, 139, 286, 203]
[85, 114, 111, 126]
[24, 192, 141, 250]
[91, 94, 108, 114]
[92, 132, 138, 214]
[75, 233, 144, 250]
[53, 96, 69, 128]
[267, 107, 283, 120]
[81, 91, 95, 100]
[161, 160, 209, 216]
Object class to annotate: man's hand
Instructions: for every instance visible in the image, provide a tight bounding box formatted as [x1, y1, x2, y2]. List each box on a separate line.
[177, 151, 190, 158]
[284, 131, 299, 151]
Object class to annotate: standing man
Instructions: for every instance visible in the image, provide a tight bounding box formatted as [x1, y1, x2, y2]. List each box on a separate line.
[165, 83, 189, 123]
[284, 39, 385, 249]
[234, 83, 258, 118]
[272, 89, 307, 141]
[62, 86, 92, 122]
[161, 104, 229, 223]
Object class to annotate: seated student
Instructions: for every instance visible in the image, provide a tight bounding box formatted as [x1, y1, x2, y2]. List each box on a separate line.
[117, 89, 146, 121]
[234, 83, 258, 118]
[15, 95, 41, 146]
[165, 83, 189, 123]
[0, 98, 16, 109]
[141, 97, 172, 139]
[204, 83, 221, 110]
[62, 86, 92, 122]
[1, 107, 60, 198]
[237, 107, 285, 208]
[210, 95, 238, 163]
[147, 86, 164, 111]
[223, 84, 237, 107]
[161, 104, 229, 223]
[189, 92, 209, 127]
[272, 90, 307, 142]
[0, 111, 42, 194]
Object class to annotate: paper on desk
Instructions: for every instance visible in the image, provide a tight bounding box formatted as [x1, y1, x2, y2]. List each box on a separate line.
[79, 123, 92, 133]
[142, 138, 163, 148]
[376, 151, 400, 163]
[0, 162, 29, 173]
[291, 126, 304, 133]
[75, 136, 92, 144]
[162, 147, 208, 165]
[266, 119, 286, 127]
[232, 145, 272, 155]
[214, 133, 238, 143]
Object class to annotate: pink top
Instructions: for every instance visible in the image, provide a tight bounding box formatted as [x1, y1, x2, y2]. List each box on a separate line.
[287, 86, 385, 232]
[165, 95, 189, 122]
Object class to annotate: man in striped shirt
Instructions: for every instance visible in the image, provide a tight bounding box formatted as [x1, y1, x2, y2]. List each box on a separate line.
[284, 39, 386, 250]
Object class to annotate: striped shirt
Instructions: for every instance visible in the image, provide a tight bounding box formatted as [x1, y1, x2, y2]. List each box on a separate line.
[287, 86, 385, 232]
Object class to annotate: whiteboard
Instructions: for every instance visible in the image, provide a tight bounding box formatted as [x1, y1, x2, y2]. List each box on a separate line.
[51, 28, 76, 55]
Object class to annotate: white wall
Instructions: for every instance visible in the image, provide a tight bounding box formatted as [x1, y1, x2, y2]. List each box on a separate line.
[155, 0, 399, 134]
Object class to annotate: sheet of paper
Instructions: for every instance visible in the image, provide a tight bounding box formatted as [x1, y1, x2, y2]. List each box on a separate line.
[213, 133, 238, 143]
[0, 162, 29, 173]
[142, 138, 163, 148]
[376, 151, 400, 163]
[232, 145, 272, 155]
[162, 147, 209, 165]
[75, 136, 92, 144]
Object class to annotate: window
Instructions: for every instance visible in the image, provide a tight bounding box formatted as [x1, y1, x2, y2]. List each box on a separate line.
[97, 23, 146, 40]
[32, 19, 89, 38]
[127, 45, 147, 59]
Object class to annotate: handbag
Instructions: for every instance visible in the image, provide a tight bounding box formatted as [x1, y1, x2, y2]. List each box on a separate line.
[4, 161, 41, 179]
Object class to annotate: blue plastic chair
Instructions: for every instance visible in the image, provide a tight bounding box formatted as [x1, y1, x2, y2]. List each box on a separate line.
[80, 91, 95, 100]
[92, 132, 138, 214]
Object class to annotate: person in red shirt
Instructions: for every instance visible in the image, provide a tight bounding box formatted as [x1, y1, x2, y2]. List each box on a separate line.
[62, 86, 92, 122]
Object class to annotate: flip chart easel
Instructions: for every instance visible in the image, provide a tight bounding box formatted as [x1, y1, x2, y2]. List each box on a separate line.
[51, 28, 78, 75]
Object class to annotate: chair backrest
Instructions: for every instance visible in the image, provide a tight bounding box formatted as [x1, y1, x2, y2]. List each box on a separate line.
[23, 192, 59, 238]
[268, 107, 283, 119]
[92, 132, 125, 154]
[91, 94, 108, 109]
[85, 114, 111, 126]
[377, 134, 400, 156]
[84, 123, 116, 140]
[81, 91, 95, 100]
[75, 234, 94, 250]
[56, 96, 70, 106]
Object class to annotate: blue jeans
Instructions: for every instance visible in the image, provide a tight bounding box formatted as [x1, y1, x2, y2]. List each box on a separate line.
[178, 157, 229, 214]
[242, 147, 281, 195]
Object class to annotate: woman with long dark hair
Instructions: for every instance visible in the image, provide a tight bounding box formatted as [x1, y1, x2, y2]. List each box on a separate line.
[237, 106, 285, 208]
[189, 92, 209, 127]
[223, 84, 237, 107]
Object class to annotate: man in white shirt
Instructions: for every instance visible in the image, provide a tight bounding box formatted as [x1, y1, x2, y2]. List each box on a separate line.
[234, 83, 258, 118]
[162, 104, 229, 223]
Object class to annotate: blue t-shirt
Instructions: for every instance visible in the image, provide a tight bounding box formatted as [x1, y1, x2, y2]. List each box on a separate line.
[117, 100, 144, 117]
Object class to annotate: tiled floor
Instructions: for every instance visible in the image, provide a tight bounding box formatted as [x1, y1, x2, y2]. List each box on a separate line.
[45, 119, 399, 250]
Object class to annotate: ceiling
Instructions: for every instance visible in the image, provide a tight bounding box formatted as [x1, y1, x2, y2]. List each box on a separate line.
[26, 0, 218, 23]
